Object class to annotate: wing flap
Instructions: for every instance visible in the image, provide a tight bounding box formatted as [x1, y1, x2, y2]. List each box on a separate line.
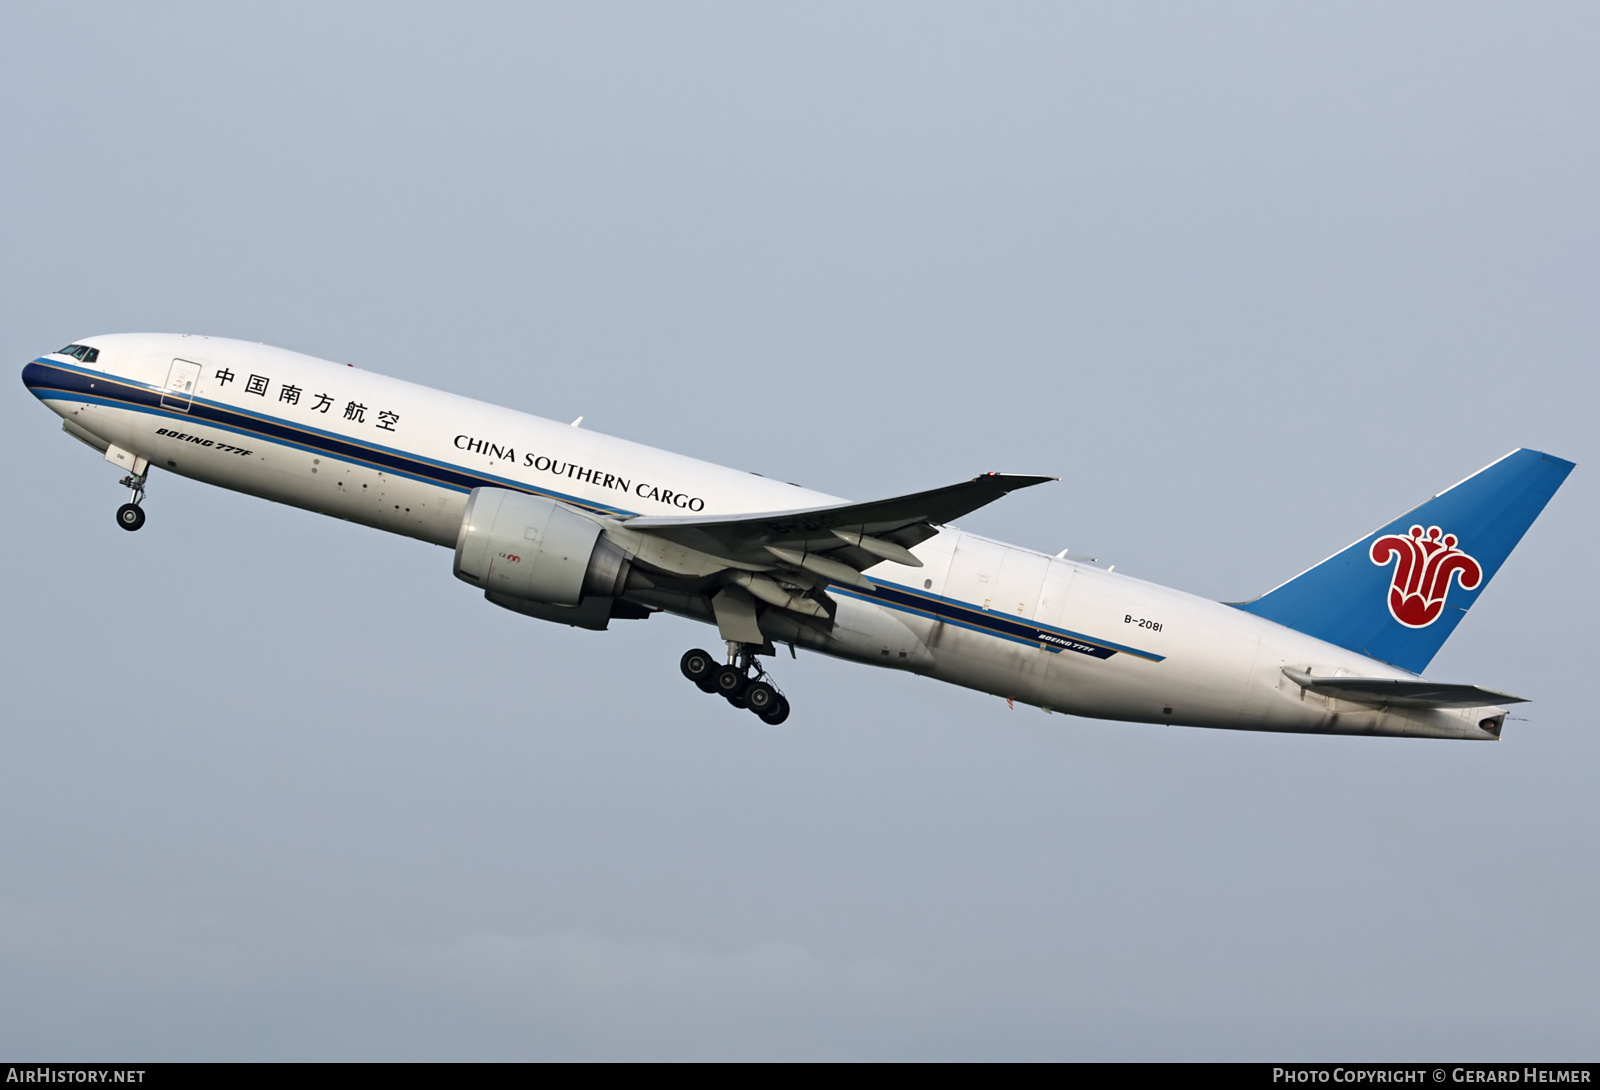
[1282, 668, 1526, 708]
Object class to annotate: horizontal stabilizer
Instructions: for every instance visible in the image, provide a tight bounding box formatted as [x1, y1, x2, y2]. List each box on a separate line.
[621, 473, 1054, 564]
[1282, 668, 1526, 709]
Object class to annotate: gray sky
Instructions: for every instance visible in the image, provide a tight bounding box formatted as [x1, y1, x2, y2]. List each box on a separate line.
[2, 1, 1596, 1059]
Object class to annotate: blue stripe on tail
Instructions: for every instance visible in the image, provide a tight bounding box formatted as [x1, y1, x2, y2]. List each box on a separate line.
[1234, 449, 1575, 674]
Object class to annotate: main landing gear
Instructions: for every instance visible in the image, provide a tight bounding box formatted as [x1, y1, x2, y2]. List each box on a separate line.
[115, 469, 149, 532]
[680, 644, 791, 725]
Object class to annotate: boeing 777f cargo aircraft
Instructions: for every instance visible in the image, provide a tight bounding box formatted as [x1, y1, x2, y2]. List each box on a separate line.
[23, 334, 1573, 736]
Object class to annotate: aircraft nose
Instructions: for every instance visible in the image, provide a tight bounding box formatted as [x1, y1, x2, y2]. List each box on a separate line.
[22, 342, 103, 417]
[23, 341, 99, 401]
[21, 356, 52, 399]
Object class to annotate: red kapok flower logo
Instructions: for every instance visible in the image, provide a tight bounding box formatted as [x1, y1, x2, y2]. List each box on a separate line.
[1369, 525, 1483, 628]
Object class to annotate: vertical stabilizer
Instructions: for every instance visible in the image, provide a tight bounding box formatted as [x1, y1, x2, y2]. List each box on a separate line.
[1235, 449, 1574, 673]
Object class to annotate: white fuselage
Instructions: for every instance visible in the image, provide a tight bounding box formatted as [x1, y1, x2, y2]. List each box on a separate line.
[27, 333, 1503, 739]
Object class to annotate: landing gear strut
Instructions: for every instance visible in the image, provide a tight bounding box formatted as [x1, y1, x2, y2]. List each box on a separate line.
[679, 644, 791, 725]
[115, 469, 149, 532]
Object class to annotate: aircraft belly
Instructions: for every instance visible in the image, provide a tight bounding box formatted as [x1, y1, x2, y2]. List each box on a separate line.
[922, 625, 1051, 704]
[812, 596, 936, 673]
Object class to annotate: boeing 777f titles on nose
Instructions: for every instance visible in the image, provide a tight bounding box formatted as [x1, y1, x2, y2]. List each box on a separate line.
[22, 335, 1574, 737]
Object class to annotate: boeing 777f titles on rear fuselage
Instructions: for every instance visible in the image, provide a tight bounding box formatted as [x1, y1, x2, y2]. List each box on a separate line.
[22, 334, 1574, 737]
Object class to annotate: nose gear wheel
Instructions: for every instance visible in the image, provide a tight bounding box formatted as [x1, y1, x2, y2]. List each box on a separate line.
[115, 469, 150, 531]
[116, 503, 146, 531]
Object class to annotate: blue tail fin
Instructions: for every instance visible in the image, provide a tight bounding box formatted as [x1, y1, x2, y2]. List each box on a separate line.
[1235, 449, 1575, 673]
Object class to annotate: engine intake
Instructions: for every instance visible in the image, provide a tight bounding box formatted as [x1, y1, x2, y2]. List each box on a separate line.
[453, 487, 629, 605]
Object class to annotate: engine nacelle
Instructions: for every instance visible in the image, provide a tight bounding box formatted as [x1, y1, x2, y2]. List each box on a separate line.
[453, 487, 629, 606]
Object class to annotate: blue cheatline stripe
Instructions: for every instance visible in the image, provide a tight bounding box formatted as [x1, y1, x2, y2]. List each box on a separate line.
[834, 582, 1162, 662]
[24, 358, 1162, 664]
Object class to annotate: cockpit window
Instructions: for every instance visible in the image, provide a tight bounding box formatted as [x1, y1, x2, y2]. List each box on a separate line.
[57, 344, 99, 363]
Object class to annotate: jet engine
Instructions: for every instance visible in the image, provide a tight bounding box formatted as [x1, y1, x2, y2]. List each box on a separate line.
[453, 488, 631, 620]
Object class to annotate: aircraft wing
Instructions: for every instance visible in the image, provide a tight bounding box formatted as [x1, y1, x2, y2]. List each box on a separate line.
[618, 474, 1053, 639]
[1282, 669, 1526, 708]
[621, 472, 1054, 573]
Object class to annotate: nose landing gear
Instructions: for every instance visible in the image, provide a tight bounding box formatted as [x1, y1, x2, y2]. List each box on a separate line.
[679, 644, 791, 725]
[115, 469, 149, 532]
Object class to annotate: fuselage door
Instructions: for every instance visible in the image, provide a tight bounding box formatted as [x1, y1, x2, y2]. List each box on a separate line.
[161, 359, 202, 412]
